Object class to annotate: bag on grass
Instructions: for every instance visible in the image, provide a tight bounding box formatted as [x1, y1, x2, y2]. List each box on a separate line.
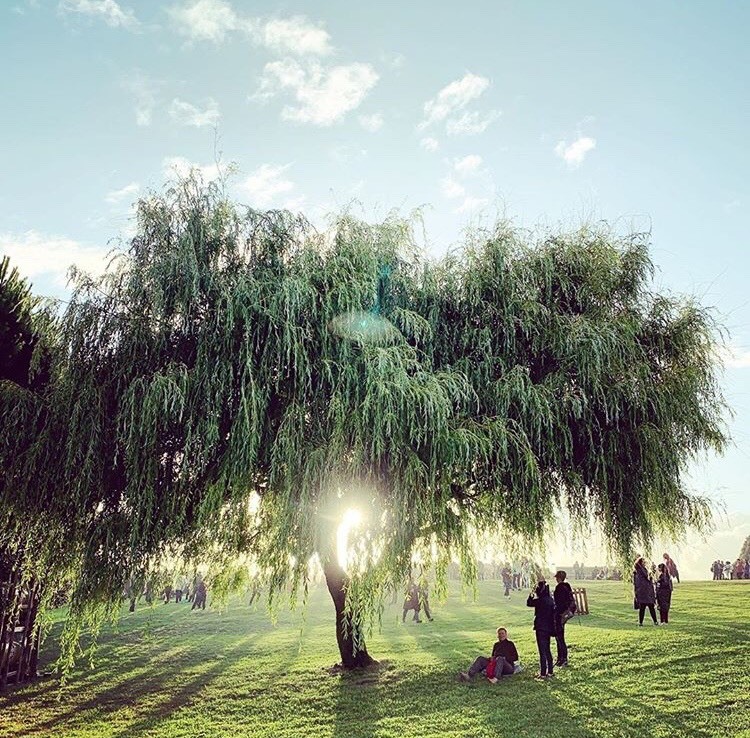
[485, 657, 497, 679]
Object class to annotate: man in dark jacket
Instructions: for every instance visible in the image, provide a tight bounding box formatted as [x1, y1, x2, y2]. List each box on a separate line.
[459, 627, 519, 682]
[553, 570, 575, 666]
[527, 580, 556, 679]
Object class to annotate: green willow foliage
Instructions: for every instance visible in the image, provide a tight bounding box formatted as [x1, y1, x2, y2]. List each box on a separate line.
[0, 177, 727, 667]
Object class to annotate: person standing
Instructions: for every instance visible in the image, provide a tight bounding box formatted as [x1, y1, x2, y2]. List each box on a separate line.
[527, 580, 556, 679]
[501, 566, 512, 598]
[402, 580, 421, 622]
[553, 570, 575, 666]
[191, 579, 207, 610]
[663, 553, 680, 583]
[634, 557, 658, 626]
[655, 563, 673, 624]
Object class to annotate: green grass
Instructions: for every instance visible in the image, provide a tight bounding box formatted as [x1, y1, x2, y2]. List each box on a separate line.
[1, 581, 748, 738]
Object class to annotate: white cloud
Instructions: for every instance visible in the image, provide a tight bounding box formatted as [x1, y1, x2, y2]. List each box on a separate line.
[723, 199, 741, 214]
[261, 16, 332, 56]
[455, 196, 489, 213]
[169, 97, 221, 127]
[453, 154, 482, 177]
[440, 175, 465, 200]
[237, 164, 295, 207]
[282, 195, 307, 211]
[122, 71, 159, 126]
[386, 52, 405, 70]
[257, 59, 378, 126]
[169, 3, 332, 56]
[168, 0, 240, 42]
[59, 0, 138, 29]
[419, 73, 490, 130]
[105, 182, 140, 204]
[555, 136, 596, 168]
[0, 231, 110, 286]
[446, 109, 501, 135]
[162, 156, 224, 182]
[359, 113, 383, 132]
[720, 342, 750, 369]
[420, 137, 439, 152]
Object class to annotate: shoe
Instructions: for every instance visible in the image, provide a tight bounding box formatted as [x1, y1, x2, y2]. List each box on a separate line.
[533, 673, 547, 680]
[487, 677, 498, 684]
[458, 671, 470, 682]
[428, 617, 434, 621]
[653, 622, 659, 626]
[556, 661, 568, 667]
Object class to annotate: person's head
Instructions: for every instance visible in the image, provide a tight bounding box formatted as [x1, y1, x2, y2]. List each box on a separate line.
[496, 627, 508, 641]
[663, 553, 669, 560]
[634, 556, 645, 570]
[535, 580, 549, 597]
[658, 563, 666, 573]
[555, 570, 567, 582]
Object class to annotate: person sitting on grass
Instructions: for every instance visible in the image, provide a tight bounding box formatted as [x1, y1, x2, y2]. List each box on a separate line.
[459, 627, 519, 682]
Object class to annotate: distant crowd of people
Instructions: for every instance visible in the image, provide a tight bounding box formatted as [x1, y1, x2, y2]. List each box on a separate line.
[162, 575, 208, 610]
[711, 559, 750, 580]
[571, 562, 623, 581]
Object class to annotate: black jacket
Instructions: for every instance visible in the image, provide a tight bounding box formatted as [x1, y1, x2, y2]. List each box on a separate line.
[656, 572, 672, 608]
[527, 593, 556, 633]
[633, 566, 655, 605]
[491, 639, 519, 665]
[554, 582, 574, 613]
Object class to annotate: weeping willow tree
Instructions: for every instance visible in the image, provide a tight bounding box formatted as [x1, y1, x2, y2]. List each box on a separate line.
[0, 177, 728, 670]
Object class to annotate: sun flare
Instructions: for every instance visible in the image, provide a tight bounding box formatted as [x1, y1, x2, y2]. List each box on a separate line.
[336, 507, 363, 570]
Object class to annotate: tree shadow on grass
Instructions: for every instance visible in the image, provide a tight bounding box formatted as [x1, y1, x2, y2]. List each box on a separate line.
[9, 633, 260, 737]
[329, 661, 604, 738]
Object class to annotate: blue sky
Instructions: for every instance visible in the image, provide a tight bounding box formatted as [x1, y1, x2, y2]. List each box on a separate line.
[1, 0, 749, 576]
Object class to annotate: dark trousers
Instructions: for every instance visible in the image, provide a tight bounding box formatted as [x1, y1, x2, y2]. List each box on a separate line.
[503, 582, 511, 596]
[638, 603, 657, 624]
[659, 606, 669, 623]
[402, 605, 420, 622]
[555, 620, 568, 664]
[174, 589, 183, 603]
[535, 631, 554, 676]
[467, 655, 514, 678]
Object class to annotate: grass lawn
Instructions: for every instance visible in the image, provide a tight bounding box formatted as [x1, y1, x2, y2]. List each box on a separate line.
[1, 580, 748, 738]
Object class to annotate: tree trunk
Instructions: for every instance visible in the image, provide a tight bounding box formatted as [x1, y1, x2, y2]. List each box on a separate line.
[323, 561, 375, 669]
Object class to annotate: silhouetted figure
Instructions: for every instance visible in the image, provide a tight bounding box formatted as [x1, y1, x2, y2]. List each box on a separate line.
[501, 567, 512, 598]
[553, 570, 575, 666]
[662, 553, 680, 583]
[656, 563, 673, 623]
[191, 580, 207, 610]
[402, 581, 421, 622]
[527, 580, 556, 679]
[418, 585, 433, 621]
[634, 557, 657, 626]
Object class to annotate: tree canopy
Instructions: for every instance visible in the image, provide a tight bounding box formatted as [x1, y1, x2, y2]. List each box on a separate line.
[0, 177, 728, 668]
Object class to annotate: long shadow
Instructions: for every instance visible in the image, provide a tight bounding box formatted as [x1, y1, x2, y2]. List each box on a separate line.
[14, 633, 260, 736]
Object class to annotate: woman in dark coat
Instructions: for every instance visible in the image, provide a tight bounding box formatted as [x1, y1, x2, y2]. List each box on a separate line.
[655, 562, 673, 623]
[526, 580, 556, 679]
[633, 557, 658, 626]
